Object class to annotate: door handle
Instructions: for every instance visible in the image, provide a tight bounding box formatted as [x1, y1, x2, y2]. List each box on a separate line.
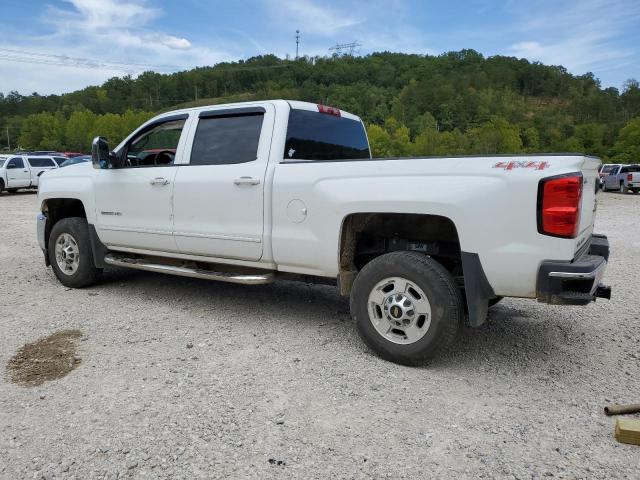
[150, 177, 170, 186]
[234, 176, 260, 186]
[23, 170, 28, 172]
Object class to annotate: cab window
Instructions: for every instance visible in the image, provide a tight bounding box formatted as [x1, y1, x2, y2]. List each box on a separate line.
[124, 119, 185, 168]
[7, 158, 24, 169]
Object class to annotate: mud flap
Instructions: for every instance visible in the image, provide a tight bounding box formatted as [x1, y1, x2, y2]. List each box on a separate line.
[461, 252, 496, 327]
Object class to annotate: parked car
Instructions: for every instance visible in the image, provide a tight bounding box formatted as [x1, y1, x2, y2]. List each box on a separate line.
[60, 155, 91, 168]
[0, 155, 58, 194]
[602, 164, 640, 193]
[598, 164, 618, 189]
[36, 100, 611, 365]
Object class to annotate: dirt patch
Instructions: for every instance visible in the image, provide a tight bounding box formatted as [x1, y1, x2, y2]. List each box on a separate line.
[6, 330, 83, 387]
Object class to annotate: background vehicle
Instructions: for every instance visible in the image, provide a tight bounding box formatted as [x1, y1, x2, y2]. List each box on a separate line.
[36, 100, 611, 365]
[598, 164, 618, 189]
[0, 155, 58, 194]
[602, 164, 640, 193]
[60, 155, 91, 167]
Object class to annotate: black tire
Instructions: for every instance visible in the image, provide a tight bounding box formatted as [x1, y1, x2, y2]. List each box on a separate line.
[488, 296, 503, 307]
[7, 188, 18, 194]
[48, 217, 102, 288]
[620, 182, 628, 194]
[0, 181, 3, 195]
[350, 251, 463, 365]
[632, 189, 639, 194]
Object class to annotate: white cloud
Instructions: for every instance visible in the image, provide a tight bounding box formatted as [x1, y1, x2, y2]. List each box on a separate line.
[264, 0, 362, 36]
[505, 0, 640, 82]
[0, 0, 234, 94]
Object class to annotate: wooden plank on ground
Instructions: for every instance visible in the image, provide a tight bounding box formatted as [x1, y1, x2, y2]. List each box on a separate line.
[615, 418, 640, 446]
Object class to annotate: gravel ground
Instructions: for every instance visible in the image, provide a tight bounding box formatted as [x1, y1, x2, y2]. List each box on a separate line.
[0, 190, 639, 479]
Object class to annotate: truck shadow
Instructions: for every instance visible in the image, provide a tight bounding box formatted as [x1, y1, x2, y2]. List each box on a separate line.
[98, 268, 585, 371]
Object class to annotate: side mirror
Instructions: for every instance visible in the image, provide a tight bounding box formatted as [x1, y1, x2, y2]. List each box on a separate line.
[91, 136, 117, 169]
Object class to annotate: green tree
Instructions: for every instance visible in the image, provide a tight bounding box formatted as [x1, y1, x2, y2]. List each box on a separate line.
[611, 117, 640, 163]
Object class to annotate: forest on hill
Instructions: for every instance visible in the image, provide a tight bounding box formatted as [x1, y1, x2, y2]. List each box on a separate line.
[1, 50, 639, 162]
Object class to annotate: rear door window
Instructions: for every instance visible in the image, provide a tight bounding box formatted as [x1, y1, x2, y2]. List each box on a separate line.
[284, 109, 370, 161]
[190, 113, 264, 165]
[28, 157, 56, 167]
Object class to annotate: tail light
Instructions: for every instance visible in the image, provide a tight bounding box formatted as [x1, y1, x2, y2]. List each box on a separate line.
[627, 173, 633, 182]
[537, 173, 583, 238]
[317, 104, 341, 116]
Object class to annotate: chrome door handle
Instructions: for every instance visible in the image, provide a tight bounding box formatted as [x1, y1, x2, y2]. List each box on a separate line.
[150, 177, 170, 186]
[234, 176, 260, 186]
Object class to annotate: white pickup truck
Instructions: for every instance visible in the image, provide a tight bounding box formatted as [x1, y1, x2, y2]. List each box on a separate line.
[0, 155, 59, 194]
[36, 100, 611, 365]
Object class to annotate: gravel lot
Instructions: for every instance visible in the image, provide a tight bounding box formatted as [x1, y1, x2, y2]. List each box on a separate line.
[1, 190, 639, 479]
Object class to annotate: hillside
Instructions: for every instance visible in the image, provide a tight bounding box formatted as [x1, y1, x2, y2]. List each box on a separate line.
[1, 51, 639, 161]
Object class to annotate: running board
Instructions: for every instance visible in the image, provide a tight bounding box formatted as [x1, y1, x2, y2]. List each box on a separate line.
[103, 253, 275, 285]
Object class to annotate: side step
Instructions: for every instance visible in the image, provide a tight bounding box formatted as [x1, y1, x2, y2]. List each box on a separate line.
[104, 253, 275, 285]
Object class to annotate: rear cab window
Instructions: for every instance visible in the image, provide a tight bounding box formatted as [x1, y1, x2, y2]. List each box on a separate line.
[284, 107, 370, 161]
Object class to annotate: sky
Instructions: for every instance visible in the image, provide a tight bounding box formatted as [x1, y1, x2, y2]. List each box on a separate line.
[0, 0, 638, 95]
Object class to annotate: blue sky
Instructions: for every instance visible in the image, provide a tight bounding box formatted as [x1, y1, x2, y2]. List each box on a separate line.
[0, 0, 638, 95]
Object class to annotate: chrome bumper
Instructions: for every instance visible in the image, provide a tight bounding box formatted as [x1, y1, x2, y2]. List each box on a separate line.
[37, 213, 47, 251]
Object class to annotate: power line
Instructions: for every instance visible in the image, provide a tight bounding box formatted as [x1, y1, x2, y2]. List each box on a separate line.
[329, 41, 362, 57]
[0, 47, 180, 72]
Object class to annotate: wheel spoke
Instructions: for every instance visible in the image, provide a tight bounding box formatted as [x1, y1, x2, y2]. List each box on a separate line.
[392, 278, 409, 294]
[368, 287, 386, 306]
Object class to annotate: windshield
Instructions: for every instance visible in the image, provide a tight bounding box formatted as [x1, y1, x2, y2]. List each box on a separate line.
[601, 165, 617, 173]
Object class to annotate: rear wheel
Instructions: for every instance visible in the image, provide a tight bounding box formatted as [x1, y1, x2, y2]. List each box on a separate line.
[350, 251, 463, 365]
[620, 182, 628, 194]
[48, 217, 102, 288]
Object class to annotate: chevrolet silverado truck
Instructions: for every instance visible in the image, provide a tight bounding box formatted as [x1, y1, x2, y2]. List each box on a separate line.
[602, 164, 640, 193]
[36, 100, 611, 365]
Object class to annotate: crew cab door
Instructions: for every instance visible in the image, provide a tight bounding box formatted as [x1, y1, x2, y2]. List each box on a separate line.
[605, 166, 621, 189]
[172, 105, 274, 261]
[5, 157, 30, 187]
[26, 157, 57, 186]
[94, 114, 189, 252]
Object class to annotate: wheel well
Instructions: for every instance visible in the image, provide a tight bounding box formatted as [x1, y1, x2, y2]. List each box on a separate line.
[338, 213, 462, 295]
[42, 198, 87, 245]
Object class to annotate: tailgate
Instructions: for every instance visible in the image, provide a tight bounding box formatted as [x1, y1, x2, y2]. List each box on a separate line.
[575, 156, 601, 254]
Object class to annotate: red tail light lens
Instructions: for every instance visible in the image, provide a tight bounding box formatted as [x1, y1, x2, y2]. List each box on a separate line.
[537, 174, 583, 238]
[627, 173, 633, 182]
[317, 104, 341, 116]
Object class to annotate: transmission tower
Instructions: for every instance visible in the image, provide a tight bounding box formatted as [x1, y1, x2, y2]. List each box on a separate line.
[329, 41, 362, 57]
[295, 30, 300, 59]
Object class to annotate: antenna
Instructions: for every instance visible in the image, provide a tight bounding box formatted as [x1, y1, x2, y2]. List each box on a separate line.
[329, 41, 362, 57]
[295, 30, 300, 59]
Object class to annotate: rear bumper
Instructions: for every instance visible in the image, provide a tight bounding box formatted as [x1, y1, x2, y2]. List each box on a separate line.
[536, 234, 611, 305]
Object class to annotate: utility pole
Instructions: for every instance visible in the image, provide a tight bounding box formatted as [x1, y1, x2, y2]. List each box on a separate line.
[295, 30, 300, 59]
[6, 127, 10, 151]
[194, 85, 198, 101]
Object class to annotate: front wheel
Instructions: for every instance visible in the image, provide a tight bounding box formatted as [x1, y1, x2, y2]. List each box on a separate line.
[350, 251, 463, 365]
[48, 217, 102, 288]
